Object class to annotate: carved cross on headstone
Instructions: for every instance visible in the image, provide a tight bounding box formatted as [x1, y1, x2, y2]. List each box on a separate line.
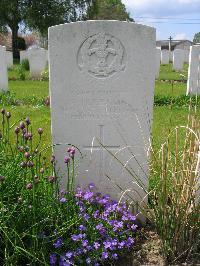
[83, 125, 120, 178]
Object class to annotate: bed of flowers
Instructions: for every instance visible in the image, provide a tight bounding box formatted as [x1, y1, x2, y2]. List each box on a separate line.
[0, 109, 139, 265]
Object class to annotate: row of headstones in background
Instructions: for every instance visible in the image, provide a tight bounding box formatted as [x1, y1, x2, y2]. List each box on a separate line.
[0, 45, 8, 91]
[49, 21, 156, 220]
[160, 48, 189, 70]
[20, 48, 48, 78]
[187, 45, 200, 95]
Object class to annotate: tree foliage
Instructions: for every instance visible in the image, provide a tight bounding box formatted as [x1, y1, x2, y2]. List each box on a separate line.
[87, 0, 133, 21]
[193, 32, 200, 43]
[0, 0, 94, 57]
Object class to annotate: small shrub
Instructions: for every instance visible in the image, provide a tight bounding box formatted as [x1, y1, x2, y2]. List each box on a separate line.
[41, 68, 49, 81]
[17, 65, 26, 80]
[21, 58, 30, 71]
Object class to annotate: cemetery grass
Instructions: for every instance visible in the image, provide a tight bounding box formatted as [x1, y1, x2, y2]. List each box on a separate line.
[158, 63, 188, 81]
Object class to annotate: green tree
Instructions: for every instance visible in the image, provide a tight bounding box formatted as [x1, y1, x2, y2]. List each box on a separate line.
[0, 0, 93, 58]
[87, 0, 133, 21]
[193, 32, 200, 43]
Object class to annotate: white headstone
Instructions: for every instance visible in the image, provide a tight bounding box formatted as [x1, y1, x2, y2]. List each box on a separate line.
[169, 50, 173, 62]
[156, 47, 161, 78]
[0, 45, 8, 91]
[49, 21, 156, 212]
[20, 50, 28, 63]
[184, 49, 190, 64]
[161, 49, 169, 64]
[187, 45, 200, 95]
[6, 51, 13, 68]
[28, 48, 48, 78]
[173, 49, 184, 71]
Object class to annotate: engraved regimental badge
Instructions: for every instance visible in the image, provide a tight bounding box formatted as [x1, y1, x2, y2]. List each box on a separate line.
[78, 32, 126, 78]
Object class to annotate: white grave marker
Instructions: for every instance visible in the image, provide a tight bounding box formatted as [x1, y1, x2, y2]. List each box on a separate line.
[161, 49, 169, 64]
[156, 47, 161, 78]
[28, 48, 48, 78]
[20, 50, 28, 63]
[0, 45, 8, 91]
[184, 50, 190, 64]
[49, 21, 156, 210]
[6, 51, 13, 68]
[173, 49, 184, 71]
[187, 45, 200, 95]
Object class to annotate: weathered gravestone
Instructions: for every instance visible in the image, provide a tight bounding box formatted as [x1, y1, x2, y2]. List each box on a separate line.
[49, 21, 156, 212]
[20, 50, 28, 63]
[28, 48, 48, 78]
[161, 49, 169, 64]
[184, 49, 190, 64]
[187, 45, 200, 95]
[156, 47, 161, 78]
[173, 49, 184, 71]
[0, 45, 8, 91]
[6, 51, 13, 68]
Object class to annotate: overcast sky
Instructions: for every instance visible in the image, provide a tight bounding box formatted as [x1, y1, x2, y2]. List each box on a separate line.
[122, 0, 200, 41]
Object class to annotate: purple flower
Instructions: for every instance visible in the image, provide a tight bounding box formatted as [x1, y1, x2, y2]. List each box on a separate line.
[19, 121, 25, 129]
[96, 223, 104, 231]
[50, 253, 57, 265]
[88, 182, 95, 189]
[93, 210, 100, 218]
[94, 242, 100, 250]
[71, 234, 79, 241]
[83, 191, 93, 201]
[79, 225, 86, 231]
[82, 239, 88, 247]
[83, 213, 90, 220]
[53, 237, 63, 248]
[86, 257, 91, 264]
[131, 224, 138, 231]
[103, 241, 112, 250]
[118, 241, 126, 249]
[102, 251, 109, 260]
[60, 197, 67, 203]
[112, 253, 118, 260]
[65, 251, 73, 259]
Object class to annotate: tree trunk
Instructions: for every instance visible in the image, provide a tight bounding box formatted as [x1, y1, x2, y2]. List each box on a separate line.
[11, 24, 19, 59]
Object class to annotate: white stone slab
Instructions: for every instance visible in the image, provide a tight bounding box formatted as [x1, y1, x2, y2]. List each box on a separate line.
[49, 21, 156, 211]
[161, 49, 169, 64]
[6, 51, 13, 68]
[28, 48, 48, 78]
[187, 45, 200, 95]
[156, 47, 161, 78]
[169, 50, 173, 62]
[173, 49, 184, 71]
[20, 50, 28, 63]
[0, 45, 8, 91]
[184, 49, 190, 64]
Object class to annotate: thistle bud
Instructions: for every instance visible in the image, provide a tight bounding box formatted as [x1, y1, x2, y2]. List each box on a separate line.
[0, 175, 5, 182]
[6, 112, 11, 119]
[25, 117, 31, 125]
[24, 152, 30, 159]
[20, 121, 25, 130]
[38, 128, 43, 135]
[47, 176, 56, 183]
[40, 168, 44, 174]
[64, 156, 70, 164]
[14, 126, 20, 134]
[20, 161, 27, 168]
[27, 161, 34, 168]
[1, 108, 5, 115]
[26, 183, 33, 190]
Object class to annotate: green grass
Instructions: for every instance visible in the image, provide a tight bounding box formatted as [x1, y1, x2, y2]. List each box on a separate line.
[9, 80, 49, 99]
[155, 81, 186, 97]
[158, 63, 188, 81]
[8, 64, 30, 80]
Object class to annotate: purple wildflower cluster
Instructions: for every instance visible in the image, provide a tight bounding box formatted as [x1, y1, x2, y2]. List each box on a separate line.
[50, 183, 138, 266]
